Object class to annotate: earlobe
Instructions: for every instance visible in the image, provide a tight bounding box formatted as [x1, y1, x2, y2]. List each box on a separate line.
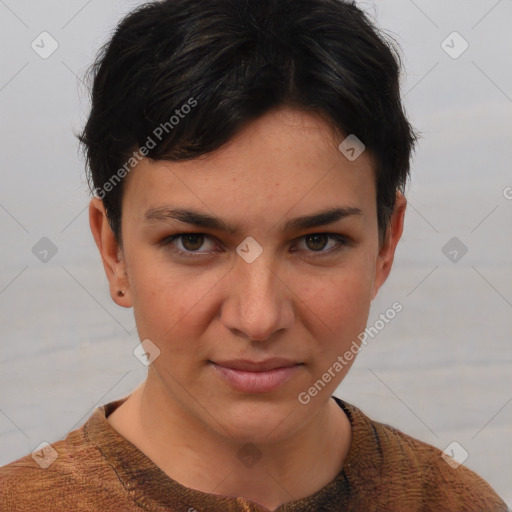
[371, 192, 407, 301]
[89, 197, 132, 308]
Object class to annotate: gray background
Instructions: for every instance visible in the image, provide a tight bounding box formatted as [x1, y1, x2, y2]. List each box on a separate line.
[0, 0, 511, 505]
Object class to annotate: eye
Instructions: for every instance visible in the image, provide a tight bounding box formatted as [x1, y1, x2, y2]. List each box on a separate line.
[160, 233, 220, 258]
[293, 233, 348, 258]
[161, 232, 348, 259]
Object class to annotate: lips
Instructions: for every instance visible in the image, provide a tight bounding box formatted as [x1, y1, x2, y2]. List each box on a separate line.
[212, 358, 300, 372]
[209, 358, 303, 393]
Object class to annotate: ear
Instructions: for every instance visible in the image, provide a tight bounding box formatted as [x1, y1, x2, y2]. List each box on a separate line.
[371, 192, 407, 301]
[89, 197, 132, 307]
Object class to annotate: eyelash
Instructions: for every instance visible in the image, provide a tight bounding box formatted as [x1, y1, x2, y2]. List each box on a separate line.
[160, 233, 349, 259]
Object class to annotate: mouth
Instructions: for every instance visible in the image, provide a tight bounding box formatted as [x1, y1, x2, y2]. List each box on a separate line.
[208, 358, 304, 393]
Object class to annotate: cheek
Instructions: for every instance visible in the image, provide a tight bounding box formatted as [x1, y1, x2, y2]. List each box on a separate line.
[129, 258, 224, 342]
[299, 263, 375, 342]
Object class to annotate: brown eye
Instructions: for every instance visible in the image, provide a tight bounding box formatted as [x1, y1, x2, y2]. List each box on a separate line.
[160, 233, 218, 258]
[294, 233, 348, 258]
[180, 234, 205, 251]
[304, 233, 329, 251]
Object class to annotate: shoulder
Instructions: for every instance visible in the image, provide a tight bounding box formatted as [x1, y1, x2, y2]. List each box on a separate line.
[378, 419, 504, 502]
[340, 399, 509, 511]
[0, 423, 129, 511]
[0, 438, 81, 511]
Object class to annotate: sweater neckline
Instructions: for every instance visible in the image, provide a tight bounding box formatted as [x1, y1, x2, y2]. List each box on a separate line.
[83, 394, 373, 511]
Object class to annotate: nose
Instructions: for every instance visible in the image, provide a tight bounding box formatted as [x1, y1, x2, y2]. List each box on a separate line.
[220, 252, 294, 342]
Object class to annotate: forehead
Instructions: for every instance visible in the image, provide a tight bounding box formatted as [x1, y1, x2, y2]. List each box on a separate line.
[122, 107, 377, 225]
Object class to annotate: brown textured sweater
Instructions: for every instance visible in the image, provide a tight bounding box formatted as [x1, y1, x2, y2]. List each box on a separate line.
[0, 395, 507, 511]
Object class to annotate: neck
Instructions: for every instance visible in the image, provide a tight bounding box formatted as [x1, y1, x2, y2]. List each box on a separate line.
[107, 379, 352, 511]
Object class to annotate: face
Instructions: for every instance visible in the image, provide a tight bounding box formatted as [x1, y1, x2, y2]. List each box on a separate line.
[90, 106, 405, 443]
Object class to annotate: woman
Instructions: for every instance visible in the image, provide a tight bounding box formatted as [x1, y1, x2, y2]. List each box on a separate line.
[0, 0, 507, 510]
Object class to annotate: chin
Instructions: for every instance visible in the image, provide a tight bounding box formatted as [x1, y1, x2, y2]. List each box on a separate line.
[211, 395, 304, 444]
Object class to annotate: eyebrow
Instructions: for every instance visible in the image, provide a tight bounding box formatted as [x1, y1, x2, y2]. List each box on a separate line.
[144, 205, 363, 233]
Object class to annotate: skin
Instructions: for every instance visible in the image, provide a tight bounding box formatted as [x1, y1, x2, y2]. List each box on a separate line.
[89, 105, 406, 511]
